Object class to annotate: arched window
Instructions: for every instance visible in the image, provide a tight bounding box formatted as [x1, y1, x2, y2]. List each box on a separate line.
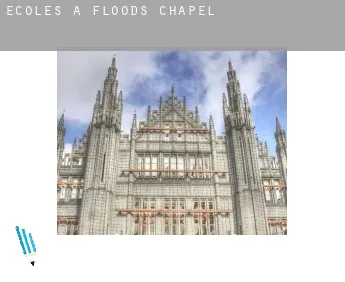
[71, 188, 77, 199]
[275, 188, 281, 202]
[60, 188, 66, 199]
[265, 189, 271, 201]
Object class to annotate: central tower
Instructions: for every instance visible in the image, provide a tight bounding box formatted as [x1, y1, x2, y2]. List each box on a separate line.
[78, 57, 123, 235]
[223, 60, 268, 235]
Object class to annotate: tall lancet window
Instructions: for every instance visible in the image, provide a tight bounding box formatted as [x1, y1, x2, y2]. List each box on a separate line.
[163, 155, 169, 177]
[190, 156, 196, 177]
[178, 156, 184, 177]
[275, 188, 282, 202]
[145, 156, 150, 177]
[171, 156, 177, 177]
[152, 155, 157, 177]
[71, 188, 77, 199]
[265, 189, 271, 202]
[138, 156, 143, 177]
[60, 188, 66, 199]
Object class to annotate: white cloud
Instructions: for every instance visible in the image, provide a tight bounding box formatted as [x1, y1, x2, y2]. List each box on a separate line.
[178, 51, 284, 136]
[58, 51, 161, 124]
[58, 51, 285, 137]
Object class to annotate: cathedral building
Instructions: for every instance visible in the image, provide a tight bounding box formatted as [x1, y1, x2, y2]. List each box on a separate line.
[57, 56, 287, 235]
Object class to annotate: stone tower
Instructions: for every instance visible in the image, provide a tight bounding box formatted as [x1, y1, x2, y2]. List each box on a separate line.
[57, 112, 66, 177]
[275, 116, 287, 187]
[78, 56, 123, 235]
[222, 60, 268, 235]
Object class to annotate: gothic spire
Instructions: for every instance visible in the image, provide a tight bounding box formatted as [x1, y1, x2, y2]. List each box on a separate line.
[226, 59, 236, 107]
[106, 55, 116, 77]
[57, 111, 66, 177]
[275, 115, 287, 188]
[228, 58, 233, 71]
[171, 84, 175, 98]
[101, 55, 119, 111]
[58, 111, 65, 130]
[147, 105, 152, 121]
[132, 111, 137, 128]
[112, 54, 116, 70]
[209, 114, 214, 129]
[275, 115, 287, 146]
[226, 58, 243, 108]
[276, 115, 283, 134]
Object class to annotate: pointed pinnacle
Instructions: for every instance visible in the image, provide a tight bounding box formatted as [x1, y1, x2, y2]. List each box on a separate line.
[112, 54, 116, 68]
[243, 93, 248, 103]
[132, 111, 137, 127]
[243, 93, 249, 109]
[276, 115, 282, 132]
[96, 90, 101, 103]
[209, 114, 214, 124]
[171, 84, 175, 96]
[209, 115, 214, 130]
[228, 58, 233, 71]
[58, 111, 65, 128]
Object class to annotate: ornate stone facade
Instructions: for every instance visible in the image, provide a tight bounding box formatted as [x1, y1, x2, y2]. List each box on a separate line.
[57, 57, 287, 235]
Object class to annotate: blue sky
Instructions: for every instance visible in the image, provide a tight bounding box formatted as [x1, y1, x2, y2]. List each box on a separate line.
[58, 51, 286, 156]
